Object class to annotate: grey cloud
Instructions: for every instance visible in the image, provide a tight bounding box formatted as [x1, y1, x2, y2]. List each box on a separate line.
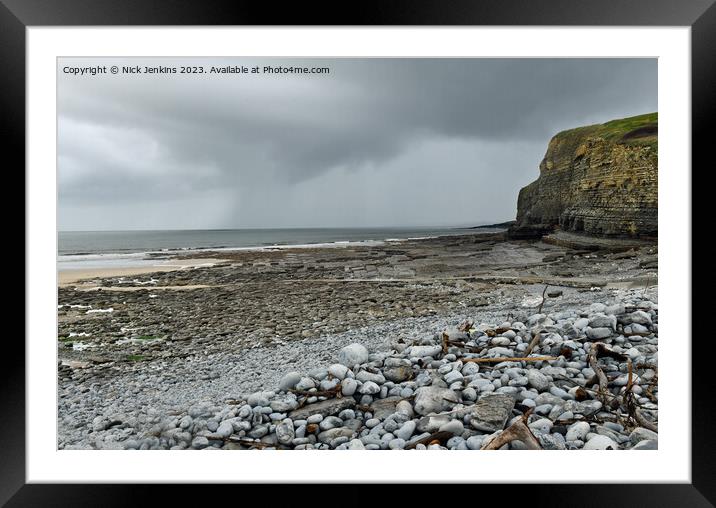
[58, 58, 656, 230]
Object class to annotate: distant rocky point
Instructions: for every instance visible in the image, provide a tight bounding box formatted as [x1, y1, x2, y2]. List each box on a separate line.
[510, 113, 657, 239]
[465, 221, 516, 230]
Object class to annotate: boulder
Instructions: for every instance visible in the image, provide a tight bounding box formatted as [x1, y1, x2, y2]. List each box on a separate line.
[583, 434, 619, 450]
[468, 394, 516, 432]
[278, 372, 302, 391]
[527, 369, 550, 392]
[369, 396, 404, 420]
[407, 345, 443, 359]
[413, 386, 459, 415]
[337, 343, 369, 367]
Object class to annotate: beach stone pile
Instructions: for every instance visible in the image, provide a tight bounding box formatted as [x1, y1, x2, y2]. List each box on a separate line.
[121, 297, 658, 451]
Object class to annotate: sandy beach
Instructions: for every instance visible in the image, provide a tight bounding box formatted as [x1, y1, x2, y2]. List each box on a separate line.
[58, 258, 227, 286]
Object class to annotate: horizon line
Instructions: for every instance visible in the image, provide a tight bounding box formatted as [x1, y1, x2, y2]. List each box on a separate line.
[58, 221, 514, 234]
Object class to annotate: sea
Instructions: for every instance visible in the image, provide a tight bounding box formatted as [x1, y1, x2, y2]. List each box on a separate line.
[58, 226, 504, 271]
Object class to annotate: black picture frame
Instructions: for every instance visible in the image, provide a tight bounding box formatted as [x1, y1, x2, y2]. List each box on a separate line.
[6, 0, 712, 505]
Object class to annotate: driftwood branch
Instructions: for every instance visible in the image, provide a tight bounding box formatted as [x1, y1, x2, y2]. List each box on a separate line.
[462, 356, 556, 364]
[594, 342, 628, 362]
[442, 321, 478, 354]
[443, 337, 484, 354]
[587, 342, 610, 405]
[523, 333, 542, 357]
[484, 327, 516, 338]
[644, 372, 658, 403]
[481, 408, 542, 450]
[635, 363, 658, 402]
[290, 384, 343, 410]
[458, 320, 473, 333]
[537, 285, 549, 314]
[587, 343, 659, 432]
[621, 358, 658, 432]
[225, 436, 273, 449]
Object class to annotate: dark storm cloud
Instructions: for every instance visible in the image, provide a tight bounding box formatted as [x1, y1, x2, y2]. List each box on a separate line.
[58, 58, 657, 230]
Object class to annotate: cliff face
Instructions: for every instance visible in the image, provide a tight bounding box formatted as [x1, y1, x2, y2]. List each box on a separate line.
[510, 113, 658, 239]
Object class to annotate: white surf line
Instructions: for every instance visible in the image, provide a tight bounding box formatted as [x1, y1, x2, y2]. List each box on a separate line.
[157, 263, 217, 268]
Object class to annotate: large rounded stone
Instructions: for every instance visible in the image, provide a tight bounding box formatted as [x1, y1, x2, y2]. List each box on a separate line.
[629, 427, 658, 445]
[278, 372, 302, 391]
[527, 369, 550, 392]
[347, 439, 365, 450]
[341, 378, 358, 396]
[295, 377, 316, 391]
[327, 364, 349, 380]
[413, 386, 459, 415]
[384, 365, 413, 383]
[269, 394, 299, 412]
[565, 421, 590, 442]
[631, 439, 657, 450]
[438, 419, 464, 435]
[586, 327, 612, 340]
[191, 436, 209, 449]
[275, 418, 295, 445]
[407, 345, 443, 359]
[247, 391, 273, 407]
[396, 400, 414, 418]
[358, 381, 380, 395]
[393, 420, 416, 440]
[588, 314, 617, 330]
[584, 434, 619, 450]
[337, 343, 369, 367]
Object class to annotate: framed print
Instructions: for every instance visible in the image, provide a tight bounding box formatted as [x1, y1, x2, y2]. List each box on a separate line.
[6, 0, 713, 505]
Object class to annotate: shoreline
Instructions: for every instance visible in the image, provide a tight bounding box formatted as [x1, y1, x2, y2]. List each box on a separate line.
[58, 258, 228, 286]
[57, 228, 510, 281]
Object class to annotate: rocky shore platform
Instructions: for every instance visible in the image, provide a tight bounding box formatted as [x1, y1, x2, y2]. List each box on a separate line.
[57, 232, 658, 450]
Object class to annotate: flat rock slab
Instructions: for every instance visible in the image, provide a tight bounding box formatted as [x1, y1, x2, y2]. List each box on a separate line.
[383, 365, 413, 383]
[543, 231, 654, 252]
[317, 427, 356, 443]
[369, 396, 403, 420]
[414, 386, 460, 416]
[469, 394, 516, 432]
[288, 397, 355, 420]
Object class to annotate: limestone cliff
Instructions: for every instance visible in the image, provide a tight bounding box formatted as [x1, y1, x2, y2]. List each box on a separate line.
[510, 113, 657, 239]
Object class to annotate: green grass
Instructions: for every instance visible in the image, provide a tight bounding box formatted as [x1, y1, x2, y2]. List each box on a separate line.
[58, 336, 74, 342]
[601, 113, 657, 146]
[136, 335, 157, 341]
[127, 354, 148, 362]
[555, 112, 657, 149]
[601, 112, 657, 130]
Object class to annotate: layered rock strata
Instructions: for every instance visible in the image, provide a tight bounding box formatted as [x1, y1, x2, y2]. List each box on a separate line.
[510, 113, 658, 239]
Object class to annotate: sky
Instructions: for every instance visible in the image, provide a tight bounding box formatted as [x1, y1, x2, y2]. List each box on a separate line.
[57, 58, 657, 231]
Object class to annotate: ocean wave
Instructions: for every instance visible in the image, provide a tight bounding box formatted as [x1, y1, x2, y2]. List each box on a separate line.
[204, 239, 387, 252]
[58, 228, 494, 269]
[58, 252, 150, 262]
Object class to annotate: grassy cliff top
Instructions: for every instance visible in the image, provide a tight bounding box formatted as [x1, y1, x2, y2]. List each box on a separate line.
[554, 112, 657, 150]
